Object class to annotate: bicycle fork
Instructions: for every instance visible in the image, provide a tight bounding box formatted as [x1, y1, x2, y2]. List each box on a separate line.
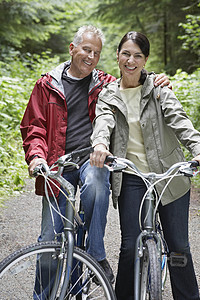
[134, 188, 162, 299]
[60, 196, 76, 299]
[50, 195, 76, 300]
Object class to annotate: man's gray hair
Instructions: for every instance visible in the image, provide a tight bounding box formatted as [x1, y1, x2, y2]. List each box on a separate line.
[73, 25, 105, 47]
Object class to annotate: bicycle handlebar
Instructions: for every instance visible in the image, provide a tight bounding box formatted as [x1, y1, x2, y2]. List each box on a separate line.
[56, 146, 94, 166]
[105, 156, 200, 179]
[33, 147, 199, 181]
[33, 146, 94, 177]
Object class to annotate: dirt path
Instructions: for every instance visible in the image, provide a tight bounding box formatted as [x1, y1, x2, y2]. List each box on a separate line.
[0, 178, 200, 298]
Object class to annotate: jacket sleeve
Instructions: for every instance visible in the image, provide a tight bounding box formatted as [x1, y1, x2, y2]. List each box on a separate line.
[91, 94, 116, 150]
[159, 86, 200, 156]
[20, 77, 49, 165]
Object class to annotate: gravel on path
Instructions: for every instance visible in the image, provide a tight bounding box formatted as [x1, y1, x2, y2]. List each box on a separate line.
[0, 178, 199, 299]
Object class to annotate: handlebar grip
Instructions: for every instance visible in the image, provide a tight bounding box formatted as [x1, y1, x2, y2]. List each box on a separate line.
[33, 164, 48, 177]
[105, 155, 116, 164]
[189, 160, 199, 167]
[104, 156, 128, 172]
[70, 146, 94, 160]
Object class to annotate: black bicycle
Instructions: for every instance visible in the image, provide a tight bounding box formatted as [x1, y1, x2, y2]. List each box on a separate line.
[0, 147, 116, 300]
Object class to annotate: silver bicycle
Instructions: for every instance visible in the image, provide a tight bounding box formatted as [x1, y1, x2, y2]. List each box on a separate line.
[106, 156, 199, 300]
[0, 147, 116, 300]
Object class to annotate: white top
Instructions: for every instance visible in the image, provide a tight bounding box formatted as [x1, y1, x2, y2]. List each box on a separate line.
[120, 85, 150, 173]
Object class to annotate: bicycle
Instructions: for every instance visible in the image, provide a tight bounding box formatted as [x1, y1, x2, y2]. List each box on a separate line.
[105, 156, 200, 300]
[0, 147, 116, 300]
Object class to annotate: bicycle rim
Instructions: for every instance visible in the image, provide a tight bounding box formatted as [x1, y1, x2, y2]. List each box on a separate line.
[140, 239, 162, 300]
[0, 241, 116, 300]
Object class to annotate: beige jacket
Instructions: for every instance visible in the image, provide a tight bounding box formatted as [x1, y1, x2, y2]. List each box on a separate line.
[91, 75, 200, 208]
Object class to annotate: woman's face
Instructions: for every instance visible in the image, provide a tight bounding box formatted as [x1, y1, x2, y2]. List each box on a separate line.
[117, 40, 148, 82]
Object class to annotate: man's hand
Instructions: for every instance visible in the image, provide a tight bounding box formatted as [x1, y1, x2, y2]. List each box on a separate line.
[154, 73, 172, 89]
[28, 157, 47, 177]
[90, 144, 111, 168]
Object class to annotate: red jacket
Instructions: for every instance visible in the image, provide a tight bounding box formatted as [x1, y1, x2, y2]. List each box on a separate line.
[20, 61, 116, 196]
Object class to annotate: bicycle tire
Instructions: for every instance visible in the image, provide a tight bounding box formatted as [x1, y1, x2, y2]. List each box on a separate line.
[0, 241, 116, 300]
[140, 239, 162, 300]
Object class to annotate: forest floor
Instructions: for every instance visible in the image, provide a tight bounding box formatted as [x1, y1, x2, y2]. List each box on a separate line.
[0, 178, 200, 298]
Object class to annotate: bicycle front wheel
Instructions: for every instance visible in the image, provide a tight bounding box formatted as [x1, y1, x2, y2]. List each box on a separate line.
[140, 239, 162, 300]
[0, 241, 116, 300]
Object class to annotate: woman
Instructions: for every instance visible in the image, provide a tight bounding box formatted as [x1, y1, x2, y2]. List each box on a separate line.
[90, 31, 200, 300]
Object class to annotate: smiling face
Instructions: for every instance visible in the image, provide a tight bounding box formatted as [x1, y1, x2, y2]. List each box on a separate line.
[117, 40, 148, 87]
[68, 32, 102, 78]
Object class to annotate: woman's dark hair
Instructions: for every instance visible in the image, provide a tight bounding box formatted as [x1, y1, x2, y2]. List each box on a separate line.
[118, 31, 150, 84]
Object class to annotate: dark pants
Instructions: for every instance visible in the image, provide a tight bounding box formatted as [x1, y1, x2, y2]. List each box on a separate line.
[115, 173, 199, 300]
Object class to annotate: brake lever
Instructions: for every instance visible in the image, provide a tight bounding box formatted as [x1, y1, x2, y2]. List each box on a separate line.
[33, 164, 49, 177]
[105, 159, 127, 173]
[179, 161, 199, 177]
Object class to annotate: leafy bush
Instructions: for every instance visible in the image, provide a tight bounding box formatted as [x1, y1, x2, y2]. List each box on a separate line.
[0, 51, 60, 205]
[170, 68, 200, 131]
[170, 68, 200, 187]
[178, 3, 200, 63]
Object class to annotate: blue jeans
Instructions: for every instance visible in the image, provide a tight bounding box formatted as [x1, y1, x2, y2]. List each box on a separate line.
[34, 160, 110, 299]
[115, 173, 199, 300]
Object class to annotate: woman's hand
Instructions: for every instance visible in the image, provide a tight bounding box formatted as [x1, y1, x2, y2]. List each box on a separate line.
[28, 157, 47, 177]
[192, 154, 200, 166]
[90, 144, 111, 168]
[154, 73, 172, 89]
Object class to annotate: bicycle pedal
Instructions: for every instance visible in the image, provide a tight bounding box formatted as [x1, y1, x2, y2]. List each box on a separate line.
[169, 252, 187, 267]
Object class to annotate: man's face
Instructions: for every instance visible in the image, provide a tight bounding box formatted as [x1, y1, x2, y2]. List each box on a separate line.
[69, 32, 102, 78]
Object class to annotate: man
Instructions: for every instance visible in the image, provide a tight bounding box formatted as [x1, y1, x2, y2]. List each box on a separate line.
[20, 25, 170, 296]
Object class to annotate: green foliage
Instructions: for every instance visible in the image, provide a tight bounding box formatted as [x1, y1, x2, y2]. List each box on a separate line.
[178, 3, 200, 66]
[0, 51, 60, 205]
[170, 68, 200, 131]
[170, 68, 200, 165]
[92, 0, 199, 75]
[0, 0, 199, 76]
[0, 0, 78, 55]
